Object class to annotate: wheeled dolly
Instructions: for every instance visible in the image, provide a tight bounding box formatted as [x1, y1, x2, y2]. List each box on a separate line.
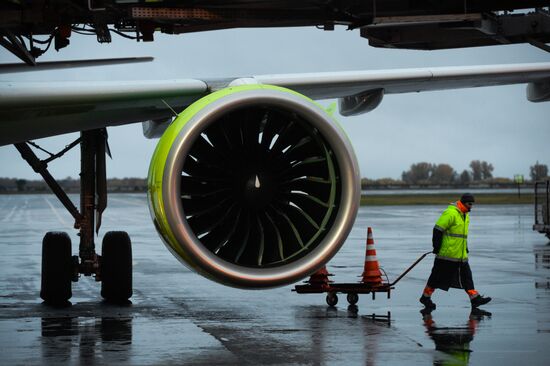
[293, 251, 432, 309]
[294, 282, 394, 307]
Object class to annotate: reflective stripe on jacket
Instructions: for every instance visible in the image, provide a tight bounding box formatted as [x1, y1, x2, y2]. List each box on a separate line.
[434, 202, 469, 261]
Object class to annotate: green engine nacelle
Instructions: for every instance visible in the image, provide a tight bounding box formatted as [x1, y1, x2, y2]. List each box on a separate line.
[148, 84, 360, 288]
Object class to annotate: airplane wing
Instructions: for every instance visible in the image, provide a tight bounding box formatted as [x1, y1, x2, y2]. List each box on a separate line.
[1, 62, 550, 145]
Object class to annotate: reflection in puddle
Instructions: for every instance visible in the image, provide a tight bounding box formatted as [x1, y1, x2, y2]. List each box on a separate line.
[534, 245, 550, 333]
[534, 246, 550, 270]
[421, 308, 491, 366]
[41, 317, 132, 363]
[534, 245, 550, 289]
[295, 305, 392, 365]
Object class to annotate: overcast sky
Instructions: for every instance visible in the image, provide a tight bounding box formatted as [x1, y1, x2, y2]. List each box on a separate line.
[0, 26, 549, 180]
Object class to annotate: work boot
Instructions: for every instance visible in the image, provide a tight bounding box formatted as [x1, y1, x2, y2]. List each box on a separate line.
[470, 295, 492, 308]
[419, 296, 436, 309]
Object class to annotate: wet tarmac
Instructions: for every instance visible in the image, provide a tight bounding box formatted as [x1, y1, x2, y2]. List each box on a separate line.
[0, 194, 549, 365]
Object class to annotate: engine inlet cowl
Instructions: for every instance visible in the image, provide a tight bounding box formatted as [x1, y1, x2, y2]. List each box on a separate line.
[148, 84, 360, 288]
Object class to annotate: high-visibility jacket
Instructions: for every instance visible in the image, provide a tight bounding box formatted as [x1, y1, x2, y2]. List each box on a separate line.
[434, 202, 469, 261]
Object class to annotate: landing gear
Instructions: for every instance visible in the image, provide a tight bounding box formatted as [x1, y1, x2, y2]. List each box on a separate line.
[101, 231, 132, 303]
[40, 232, 74, 304]
[15, 129, 133, 304]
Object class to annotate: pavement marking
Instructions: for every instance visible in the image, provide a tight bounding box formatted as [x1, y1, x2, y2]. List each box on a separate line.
[43, 196, 73, 230]
[0, 205, 17, 223]
[0, 196, 13, 213]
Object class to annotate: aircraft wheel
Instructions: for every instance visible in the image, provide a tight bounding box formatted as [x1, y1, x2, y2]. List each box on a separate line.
[347, 293, 359, 305]
[326, 292, 338, 307]
[101, 231, 132, 303]
[40, 232, 73, 305]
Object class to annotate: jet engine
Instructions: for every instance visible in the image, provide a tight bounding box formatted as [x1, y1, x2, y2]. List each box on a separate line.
[148, 84, 360, 288]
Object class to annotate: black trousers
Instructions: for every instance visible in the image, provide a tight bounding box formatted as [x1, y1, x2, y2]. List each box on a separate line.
[427, 258, 475, 291]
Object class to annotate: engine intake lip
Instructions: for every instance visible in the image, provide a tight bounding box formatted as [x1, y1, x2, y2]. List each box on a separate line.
[161, 86, 359, 288]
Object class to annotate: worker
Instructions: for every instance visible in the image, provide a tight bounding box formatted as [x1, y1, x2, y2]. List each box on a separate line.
[419, 193, 491, 309]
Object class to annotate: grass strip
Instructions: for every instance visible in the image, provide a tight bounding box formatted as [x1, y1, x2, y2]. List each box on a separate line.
[360, 193, 534, 206]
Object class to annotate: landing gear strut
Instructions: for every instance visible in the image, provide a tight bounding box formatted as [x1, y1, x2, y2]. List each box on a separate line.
[15, 129, 133, 304]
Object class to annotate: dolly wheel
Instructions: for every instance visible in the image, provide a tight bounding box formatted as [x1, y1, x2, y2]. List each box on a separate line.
[347, 293, 359, 305]
[40, 232, 73, 305]
[326, 292, 338, 307]
[101, 231, 132, 303]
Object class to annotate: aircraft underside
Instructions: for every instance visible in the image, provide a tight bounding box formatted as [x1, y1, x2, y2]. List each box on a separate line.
[1, 1, 549, 65]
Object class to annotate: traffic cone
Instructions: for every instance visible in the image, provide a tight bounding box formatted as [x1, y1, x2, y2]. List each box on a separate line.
[307, 265, 333, 289]
[361, 227, 383, 285]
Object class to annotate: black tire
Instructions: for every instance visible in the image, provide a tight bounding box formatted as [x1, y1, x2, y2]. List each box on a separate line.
[326, 292, 338, 307]
[347, 293, 359, 305]
[101, 231, 132, 303]
[40, 232, 73, 304]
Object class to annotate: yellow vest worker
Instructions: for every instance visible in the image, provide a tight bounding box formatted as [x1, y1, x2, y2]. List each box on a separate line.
[419, 193, 491, 310]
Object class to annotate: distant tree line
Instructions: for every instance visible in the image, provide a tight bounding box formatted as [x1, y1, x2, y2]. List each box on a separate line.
[401, 160, 496, 185]
[362, 161, 548, 188]
[0, 177, 148, 193]
[530, 161, 549, 182]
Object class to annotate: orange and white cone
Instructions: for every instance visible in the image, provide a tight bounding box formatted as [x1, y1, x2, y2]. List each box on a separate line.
[308, 265, 333, 288]
[361, 227, 383, 285]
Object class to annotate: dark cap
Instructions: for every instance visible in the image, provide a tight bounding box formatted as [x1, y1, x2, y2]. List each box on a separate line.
[460, 193, 475, 204]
